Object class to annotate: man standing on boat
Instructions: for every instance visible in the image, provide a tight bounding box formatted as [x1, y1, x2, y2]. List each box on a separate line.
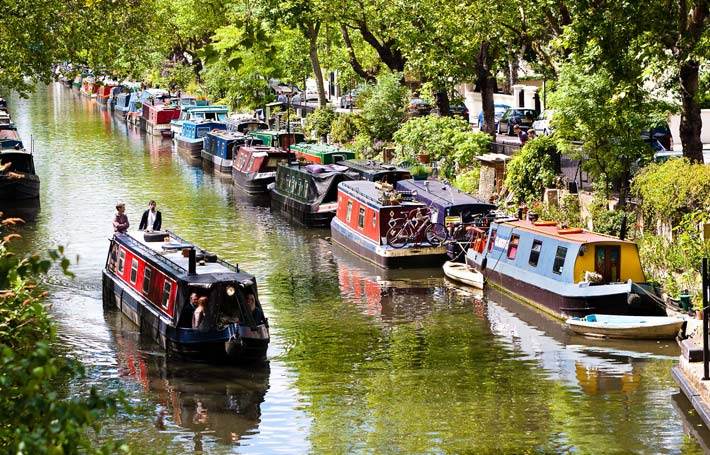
[113, 202, 129, 234]
[138, 200, 162, 231]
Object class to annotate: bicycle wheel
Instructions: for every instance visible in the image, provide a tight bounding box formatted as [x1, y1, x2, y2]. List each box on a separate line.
[425, 223, 448, 246]
[386, 225, 413, 249]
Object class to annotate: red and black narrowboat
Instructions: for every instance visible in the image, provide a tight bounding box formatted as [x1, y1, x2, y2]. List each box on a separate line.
[331, 181, 448, 268]
[96, 84, 116, 105]
[102, 230, 270, 363]
[142, 99, 181, 136]
[340, 160, 412, 183]
[232, 145, 289, 202]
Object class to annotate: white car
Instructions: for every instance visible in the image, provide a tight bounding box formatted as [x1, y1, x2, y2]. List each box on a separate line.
[533, 109, 554, 135]
[304, 89, 319, 102]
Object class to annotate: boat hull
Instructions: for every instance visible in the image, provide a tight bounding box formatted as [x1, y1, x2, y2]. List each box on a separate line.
[102, 270, 268, 363]
[566, 315, 684, 340]
[200, 150, 233, 174]
[144, 121, 172, 137]
[232, 170, 273, 204]
[331, 217, 447, 268]
[0, 174, 40, 200]
[270, 187, 333, 228]
[175, 137, 203, 157]
[443, 261, 484, 289]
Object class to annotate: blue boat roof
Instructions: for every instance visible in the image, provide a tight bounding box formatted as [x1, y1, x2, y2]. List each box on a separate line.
[183, 105, 228, 113]
[396, 179, 495, 212]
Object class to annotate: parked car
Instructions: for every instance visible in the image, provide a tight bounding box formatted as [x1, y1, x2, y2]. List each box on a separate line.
[477, 103, 510, 129]
[497, 108, 536, 135]
[448, 101, 470, 121]
[407, 97, 433, 117]
[304, 89, 319, 102]
[532, 109, 554, 136]
[339, 88, 361, 109]
[641, 124, 672, 152]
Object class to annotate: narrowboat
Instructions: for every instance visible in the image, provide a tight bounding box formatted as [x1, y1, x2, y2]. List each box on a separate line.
[269, 162, 356, 227]
[226, 116, 268, 134]
[331, 180, 448, 268]
[107, 86, 124, 110]
[126, 89, 169, 126]
[170, 106, 228, 136]
[0, 149, 40, 200]
[114, 91, 133, 114]
[0, 130, 23, 149]
[142, 99, 181, 136]
[175, 120, 226, 158]
[96, 84, 116, 105]
[0, 111, 16, 131]
[232, 144, 288, 201]
[72, 75, 82, 89]
[340, 160, 411, 183]
[291, 142, 356, 164]
[102, 230, 270, 363]
[466, 218, 667, 320]
[201, 130, 255, 174]
[248, 130, 304, 150]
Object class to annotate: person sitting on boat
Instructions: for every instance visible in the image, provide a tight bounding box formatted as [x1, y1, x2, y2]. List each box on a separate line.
[245, 293, 264, 325]
[112, 202, 129, 234]
[138, 200, 162, 231]
[192, 296, 208, 329]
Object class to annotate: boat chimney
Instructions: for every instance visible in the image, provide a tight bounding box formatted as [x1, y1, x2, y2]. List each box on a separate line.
[619, 213, 628, 240]
[188, 248, 197, 274]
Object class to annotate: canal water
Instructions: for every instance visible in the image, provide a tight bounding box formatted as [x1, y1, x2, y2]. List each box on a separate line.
[4, 84, 710, 453]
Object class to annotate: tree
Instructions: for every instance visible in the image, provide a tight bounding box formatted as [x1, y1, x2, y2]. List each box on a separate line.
[359, 72, 407, 142]
[504, 136, 558, 204]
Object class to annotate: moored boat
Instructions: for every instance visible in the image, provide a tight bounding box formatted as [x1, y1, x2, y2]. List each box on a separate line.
[248, 130, 304, 150]
[565, 314, 684, 340]
[0, 149, 40, 200]
[201, 130, 257, 174]
[232, 144, 288, 202]
[142, 99, 181, 136]
[290, 142, 355, 164]
[340, 160, 411, 183]
[175, 120, 226, 158]
[331, 180, 448, 268]
[170, 105, 228, 137]
[96, 84, 117, 105]
[466, 218, 668, 320]
[226, 116, 268, 134]
[102, 230, 270, 363]
[443, 261, 484, 289]
[269, 162, 355, 227]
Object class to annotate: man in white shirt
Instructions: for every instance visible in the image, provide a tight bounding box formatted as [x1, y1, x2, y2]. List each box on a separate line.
[138, 200, 162, 231]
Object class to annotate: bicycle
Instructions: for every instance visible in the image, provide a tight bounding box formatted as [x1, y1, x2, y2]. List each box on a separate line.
[385, 207, 448, 248]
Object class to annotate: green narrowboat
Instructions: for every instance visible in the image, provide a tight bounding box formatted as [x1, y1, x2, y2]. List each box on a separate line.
[290, 142, 356, 165]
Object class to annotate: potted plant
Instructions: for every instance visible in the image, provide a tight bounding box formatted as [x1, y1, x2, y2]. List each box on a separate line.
[410, 164, 431, 180]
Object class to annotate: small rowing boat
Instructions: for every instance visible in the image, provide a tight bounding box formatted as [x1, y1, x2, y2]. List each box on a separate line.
[565, 314, 685, 340]
[443, 261, 484, 289]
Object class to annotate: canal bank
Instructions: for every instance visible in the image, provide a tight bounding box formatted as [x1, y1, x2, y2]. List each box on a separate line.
[3, 84, 709, 453]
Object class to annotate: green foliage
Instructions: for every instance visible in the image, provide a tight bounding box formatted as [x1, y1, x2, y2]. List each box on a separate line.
[588, 193, 634, 238]
[329, 114, 359, 144]
[304, 106, 336, 140]
[530, 194, 582, 228]
[349, 132, 376, 159]
[504, 136, 558, 204]
[632, 158, 710, 228]
[161, 63, 196, 91]
[359, 72, 408, 141]
[409, 164, 431, 178]
[453, 168, 480, 194]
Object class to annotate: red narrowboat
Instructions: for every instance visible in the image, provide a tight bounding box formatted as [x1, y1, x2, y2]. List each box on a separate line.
[96, 85, 116, 105]
[232, 145, 290, 202]
[331, 181, 448, 268]
[142, 100, 181, 136]
[102, 230, 270, 363]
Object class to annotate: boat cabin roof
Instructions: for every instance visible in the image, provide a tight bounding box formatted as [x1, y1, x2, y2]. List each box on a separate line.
[239, 145, 285, 155]
[183, 105, 229, 113]
[340, 160, 411, 181]
[339, 180, 422, 209]
[498, 219, 633, 245]
[396, 179, 495, 212]
[279, 162, 356, 179]
[290, 142, 351, 155]
[0, 151, 35, 173]
[206, 130, 245, 140]
[116, 231, 254, 285]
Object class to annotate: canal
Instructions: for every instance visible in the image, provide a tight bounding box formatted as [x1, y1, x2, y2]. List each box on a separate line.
[5, 84, 710, 453]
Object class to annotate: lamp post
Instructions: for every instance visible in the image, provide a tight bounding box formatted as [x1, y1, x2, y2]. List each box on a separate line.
[277, 86, 296, 162]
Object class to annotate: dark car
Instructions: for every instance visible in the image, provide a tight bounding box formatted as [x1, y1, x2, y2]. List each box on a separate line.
[641, 124, 672, 152]
[448, 102, 470, 121]
[407, 97, 433, 117]
[497, 108, 537, 135]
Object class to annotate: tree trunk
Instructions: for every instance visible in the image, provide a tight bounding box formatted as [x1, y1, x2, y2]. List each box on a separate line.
[306, 22, 327, 108]
[356, 21, 406, 72]
[477, 42, 497, 138]
[340, 24, 375, 82]
[679, 59, 704, 163]
[435, 90, 450, 116]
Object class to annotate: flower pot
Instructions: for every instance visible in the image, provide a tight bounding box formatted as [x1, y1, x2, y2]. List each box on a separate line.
[417, 153, 430, 164]
[697, 310, 703, 320]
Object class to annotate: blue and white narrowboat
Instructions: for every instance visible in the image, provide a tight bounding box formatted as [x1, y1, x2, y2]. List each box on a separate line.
[175, 120, 227, 158]
[331, 181, 448, 268]
[201, 130, 259, 174]
[102, 230, 270, 362]
[466, 219, 667, 320]
[170, 105, 228, 137]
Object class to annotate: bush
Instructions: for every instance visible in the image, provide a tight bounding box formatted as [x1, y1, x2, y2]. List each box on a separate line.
[530, 194, 582, 228]
[359, 72, 408, 141]
[588, 192, 635, 237]
[304, 106, 336, 141]
[504, 136, 559, 204]
[329, 114, 359, 144]
[453, 167, 480, 194]
[409, 164, 431, 179]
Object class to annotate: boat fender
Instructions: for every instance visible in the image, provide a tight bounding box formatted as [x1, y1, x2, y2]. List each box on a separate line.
[480, 257, 487, 271]
[627, 292, 641, 308]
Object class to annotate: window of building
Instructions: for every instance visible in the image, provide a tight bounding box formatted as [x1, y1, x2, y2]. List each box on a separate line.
[130, 259, 139, 284]
[346, 201, 353, 222]
[118, 250, 125, 273]
[161, 282, 172, 308]
[357, 207, 366, 229]
[488, 229, 497, 252]
[142, 267, 152, 294]
[528, 240, 543, 267]
[507, 235, 520, 260]
[553, 246, 568, 275]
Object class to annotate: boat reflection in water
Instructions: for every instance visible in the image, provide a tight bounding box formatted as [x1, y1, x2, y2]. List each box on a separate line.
[107, 309, 270, 449]
[0, 199, 40, 222]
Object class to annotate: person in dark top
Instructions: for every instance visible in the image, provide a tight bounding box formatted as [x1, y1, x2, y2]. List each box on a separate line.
[138, 200, 162, 231]
[514, 125, 528, 145]
[113, 202, 129, 233]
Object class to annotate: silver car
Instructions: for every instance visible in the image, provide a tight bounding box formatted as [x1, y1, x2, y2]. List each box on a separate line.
[532, 109, 554, 136]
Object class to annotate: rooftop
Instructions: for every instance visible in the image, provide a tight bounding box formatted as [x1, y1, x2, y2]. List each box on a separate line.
[290, 142, 350, 154]
[501, 219, 633, 244]
[339, 180, 422, 208]
[396, 179, 494, 209]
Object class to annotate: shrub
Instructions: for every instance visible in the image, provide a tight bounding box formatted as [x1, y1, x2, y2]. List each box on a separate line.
[359, 72, 408, 141]
[504, 136, 559, 204]
[330, 114, 359, 144]
[304, 106, 336, 140]
[453, 167, 480, 194]
[410, 164, 432, 179]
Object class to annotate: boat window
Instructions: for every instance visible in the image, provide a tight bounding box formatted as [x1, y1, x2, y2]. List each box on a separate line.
[346, 201, 353, 222]
[130, 259, 138, 284]
[553, 246, 568, 275]
[161, 281, 172, 308]
[528, 240, 543, 267]
[142, 267, 152, 294]
[118, 250, 125, 273]
[488, 229, 496, 252]
[358, 207, 365, 228]
[247, 155, 257, 170]
[506, 235, 520, 260]
[372, 212, 377, 227]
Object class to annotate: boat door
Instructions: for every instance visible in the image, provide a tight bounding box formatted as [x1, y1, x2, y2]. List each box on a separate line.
[594, 245, 620, 283]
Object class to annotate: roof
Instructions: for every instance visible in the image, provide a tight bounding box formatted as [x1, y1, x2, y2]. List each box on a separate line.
[340, 159, 409, 176]
[290, 142, 351, 155]
[339, 180, 422, 209]
[396, 179, 494, 209]
[0, 130, 20, 140]
[207, 130, 245, 140]
[500, 219, 634, 244]
[476, 153, 511, 164]
[184, 105, 229, 113]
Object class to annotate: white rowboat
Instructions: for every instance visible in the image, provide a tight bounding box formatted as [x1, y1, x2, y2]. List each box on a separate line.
[565, 314, 685, 340]
[443, 261, 484, 289]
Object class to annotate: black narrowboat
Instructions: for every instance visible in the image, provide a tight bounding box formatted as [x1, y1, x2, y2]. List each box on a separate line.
[341, 160, 412, 183]
[269, 162, 356, 228]
[0, 149, 40, 200]
[102, 230, 270, 363]
[232, 144, 289, 202]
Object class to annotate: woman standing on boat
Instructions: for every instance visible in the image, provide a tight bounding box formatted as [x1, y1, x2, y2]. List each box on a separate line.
[112, 202, 129, 233]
